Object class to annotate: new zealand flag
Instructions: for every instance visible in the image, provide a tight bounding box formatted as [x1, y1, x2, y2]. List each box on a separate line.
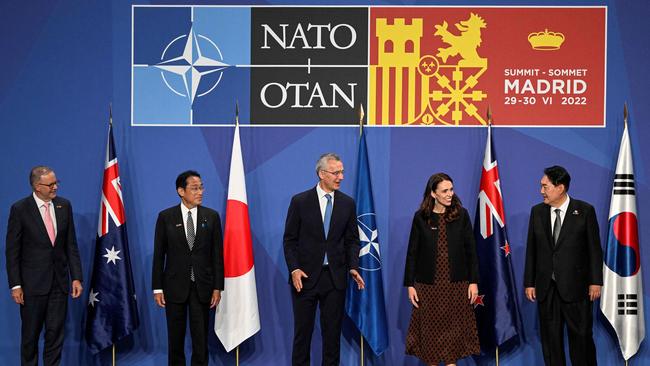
[473, 126, 523, 354]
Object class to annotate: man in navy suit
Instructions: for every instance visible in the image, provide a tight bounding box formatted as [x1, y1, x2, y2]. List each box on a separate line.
[283, 153, 365, 366]
[5, 166, 83, 366]
[524, 165, 603, 365]
[152, 170, 224, 366]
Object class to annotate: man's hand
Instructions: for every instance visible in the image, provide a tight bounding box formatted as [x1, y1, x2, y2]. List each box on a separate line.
[291, 269, 308, 292]
[589, 285, 601, 302]
[349, 269, 365, 290]
[407, 286, 419, 308]
[154, 293, 166, 308]
[525, 287, 536, 302]
[71, 280, 83, 299]
[468, 283, 479, 305]
[11, 288, 24, 305]
[210, 290, 221, 309]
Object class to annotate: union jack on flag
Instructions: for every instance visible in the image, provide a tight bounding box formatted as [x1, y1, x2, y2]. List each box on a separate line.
[85, 119, 139, 354]
[473, 125, 523, 354]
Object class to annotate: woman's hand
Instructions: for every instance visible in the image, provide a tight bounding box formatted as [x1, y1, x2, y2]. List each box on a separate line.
[468, 283, 479, 305]
[408, 286, 419, 308]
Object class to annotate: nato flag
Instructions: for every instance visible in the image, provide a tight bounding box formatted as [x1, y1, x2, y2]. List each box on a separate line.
[345, 130, 389, 355]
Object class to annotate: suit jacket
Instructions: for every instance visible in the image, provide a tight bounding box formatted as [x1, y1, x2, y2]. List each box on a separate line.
[524, 198, 603, 302]
[283, 187, 360, 290]
[403, 208, 479, 286]
[5, 195, 83, 295]
[152, 205, 224, 304]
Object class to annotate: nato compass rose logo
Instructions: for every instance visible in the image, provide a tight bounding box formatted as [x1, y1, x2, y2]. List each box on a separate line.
[156, 27, 229, 104]
[358, 213, 382, 271]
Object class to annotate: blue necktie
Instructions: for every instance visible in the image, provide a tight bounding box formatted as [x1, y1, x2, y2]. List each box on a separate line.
[323, 193, 332, 265]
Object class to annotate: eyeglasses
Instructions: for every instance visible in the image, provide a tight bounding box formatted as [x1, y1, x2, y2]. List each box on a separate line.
[38, 180, 60, 189]
[322, 170, 344, 177]
[186, 185, 205, 193]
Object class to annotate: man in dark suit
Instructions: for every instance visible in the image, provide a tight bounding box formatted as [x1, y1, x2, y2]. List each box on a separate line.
[152, 170, 224, 366]
[5, 166, 83, 366]
[283, 153, 365, 366]
[524, 165, 603, 365]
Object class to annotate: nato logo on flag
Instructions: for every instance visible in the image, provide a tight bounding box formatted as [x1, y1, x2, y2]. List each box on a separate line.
[132, 6, 251, 125]
[605, 212, 640, 277]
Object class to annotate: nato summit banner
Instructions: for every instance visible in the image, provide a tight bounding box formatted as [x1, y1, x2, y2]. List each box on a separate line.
[132, 6, 605, 127]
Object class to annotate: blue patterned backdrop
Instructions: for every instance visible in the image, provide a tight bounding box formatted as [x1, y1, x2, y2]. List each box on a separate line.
[1, 1, 649, 365]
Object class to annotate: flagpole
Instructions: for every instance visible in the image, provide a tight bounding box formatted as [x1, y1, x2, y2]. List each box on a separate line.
[495, 346, 499, 366]
[622, 102, 628, 366]
[357, 103, 365, 366]
[235, 101, 240, 366]
[110, 103, 115, 366]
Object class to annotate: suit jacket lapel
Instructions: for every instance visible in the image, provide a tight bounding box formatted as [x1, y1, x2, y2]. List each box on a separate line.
[555, 200, 576, 249]
[541, 204, 553, 249]
[194, 206, 205, 249]
[308, 188, 326, 240]
[28, 196, 51, 244]
[173, 205, 191, 252]
[328, 191, 344, 239]
[53, 198, 64, 244]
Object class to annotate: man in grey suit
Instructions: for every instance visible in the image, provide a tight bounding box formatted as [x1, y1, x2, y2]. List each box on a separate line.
[6, 166, 83, 366]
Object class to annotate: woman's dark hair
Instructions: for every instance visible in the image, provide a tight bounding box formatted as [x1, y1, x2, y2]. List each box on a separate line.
[418, 172, 462, 225]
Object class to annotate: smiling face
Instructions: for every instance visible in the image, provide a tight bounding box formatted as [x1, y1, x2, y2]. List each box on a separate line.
[318, 159, 344, 193]
[431, 179, 454, 210]
[33, 171, 58, 202]
[540, 174, 566, 207]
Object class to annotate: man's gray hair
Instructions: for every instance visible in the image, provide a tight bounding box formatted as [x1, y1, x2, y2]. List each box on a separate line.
[315, 153, 341, 177]
[30, 165, 54, 188]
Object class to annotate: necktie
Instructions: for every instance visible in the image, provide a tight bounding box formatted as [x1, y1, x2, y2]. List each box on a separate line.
[552, 208, 562, 246]
[187, 211, 195, 281]
[323, 194, 332, 265]
[43, 202, 56, 246]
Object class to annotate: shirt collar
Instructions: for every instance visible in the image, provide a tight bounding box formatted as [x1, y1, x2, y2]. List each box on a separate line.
[180, 202, 198, 217]
[32, 192, 51, 208]
[316, 183, 334, 199]
[551, 194, 571, 213]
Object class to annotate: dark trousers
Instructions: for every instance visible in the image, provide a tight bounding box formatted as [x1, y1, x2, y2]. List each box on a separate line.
[20, 284, 67, 366]
[165, 283, 210, 366]
[291, 267, 346, 366]
[538, 282, 597, 366]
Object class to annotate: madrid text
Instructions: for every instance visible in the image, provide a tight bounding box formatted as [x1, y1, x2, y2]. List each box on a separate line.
[502, 68, 588, 106]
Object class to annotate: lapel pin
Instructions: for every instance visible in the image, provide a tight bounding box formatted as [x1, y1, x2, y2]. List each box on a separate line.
[572, 210, 579, 215]
[175, 223, 182, 227]
[55, 205, 62, 209]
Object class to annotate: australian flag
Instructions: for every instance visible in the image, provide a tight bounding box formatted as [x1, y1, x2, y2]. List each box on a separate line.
[85, 121, 139, 354]
[473, 126, 523, 354]
[345, 129, 389, 355]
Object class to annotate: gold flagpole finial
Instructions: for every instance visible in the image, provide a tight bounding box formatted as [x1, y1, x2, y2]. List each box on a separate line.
[624, 102, 628, 127]
[487, 104, 492, 126]
[235, 100, 239, 126]
[109, 103, 113, 126]
[359, 104, 365, 136]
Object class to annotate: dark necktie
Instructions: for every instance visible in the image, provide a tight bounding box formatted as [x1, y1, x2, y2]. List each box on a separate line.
[187, 211, 195, 281]
[552, 208, 562, 246]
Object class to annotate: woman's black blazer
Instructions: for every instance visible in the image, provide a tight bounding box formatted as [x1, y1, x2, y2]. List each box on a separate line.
[403, 208, 479, 286]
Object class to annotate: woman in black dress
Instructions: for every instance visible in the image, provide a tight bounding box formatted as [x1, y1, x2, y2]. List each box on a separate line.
[404, 173, 481, 365]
